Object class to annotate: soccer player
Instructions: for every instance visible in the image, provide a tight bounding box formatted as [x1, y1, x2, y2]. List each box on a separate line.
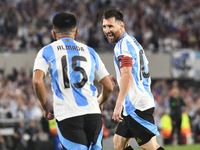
[32, 12, 113, 150]
[102, 8, 165, 150]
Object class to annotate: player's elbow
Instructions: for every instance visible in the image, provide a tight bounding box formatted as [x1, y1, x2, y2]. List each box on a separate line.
[107, 84, 114, 94]
[103, 84, 113, 95]
[32, 70, 45, 88]
[103, 84, 113, 98]
[100, 75, 114, 94]
[32, 77, 43, 88]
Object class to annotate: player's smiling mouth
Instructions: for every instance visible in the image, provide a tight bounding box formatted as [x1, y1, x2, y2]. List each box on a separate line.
[107, 33, 114, 39]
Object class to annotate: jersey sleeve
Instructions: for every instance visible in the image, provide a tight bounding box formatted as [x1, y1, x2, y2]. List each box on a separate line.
[116, 39, 135, 67]
[94, 53, 109, 82]
[119, 39, 133, 58]
[33, 48, 49, 76]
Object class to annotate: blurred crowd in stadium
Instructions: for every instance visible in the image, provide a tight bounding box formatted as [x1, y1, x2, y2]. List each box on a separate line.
[1, 0, 200, 149]
[0, 0, 200, 53]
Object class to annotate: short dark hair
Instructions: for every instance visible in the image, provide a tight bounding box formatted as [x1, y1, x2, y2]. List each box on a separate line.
[52, 12, 77, 34]
[102, 8, 123, 22]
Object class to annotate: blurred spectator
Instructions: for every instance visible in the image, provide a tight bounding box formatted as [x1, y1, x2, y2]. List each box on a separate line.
[10, 95, 19, 118]
[169, 87, 186, 145]
[193, 110, 200, 143]
[0, 101, 11, 119]
[16, 104, 25, 120]
[180, 112, 192, 144]
[0, 133, 7, 150]
[24, 99, 43, 121]
[160, 112, 172, 145]
[25, 120, 39, 150]
[12, 121, 26, 150]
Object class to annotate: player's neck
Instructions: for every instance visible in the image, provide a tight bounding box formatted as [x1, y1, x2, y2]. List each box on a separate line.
[116, 30, 126, 43]
[120, 29, 126, 37]
[57, 34, 75, 40]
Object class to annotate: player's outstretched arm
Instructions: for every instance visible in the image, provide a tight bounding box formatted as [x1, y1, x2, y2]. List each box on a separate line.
[97, 75, 113, 106]
[32, 70, 54, 120]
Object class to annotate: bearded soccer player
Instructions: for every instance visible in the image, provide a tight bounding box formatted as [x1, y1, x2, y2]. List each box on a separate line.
[102, 8, 164, 150]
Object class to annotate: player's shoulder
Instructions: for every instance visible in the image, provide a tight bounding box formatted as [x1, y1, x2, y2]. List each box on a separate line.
[41, 40, 56, 51]
[116, 33, 131, 47]
[121, 34, 142, 50]
[75, 40, 97, 55]
[76, 40, 95, 50]
[123, 34, 136, 44]
[73, 40, 88, 50]
[36, 41, 56, 57]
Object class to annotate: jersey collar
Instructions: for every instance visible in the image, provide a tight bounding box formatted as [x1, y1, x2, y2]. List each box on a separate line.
[119, 32, 127, 41]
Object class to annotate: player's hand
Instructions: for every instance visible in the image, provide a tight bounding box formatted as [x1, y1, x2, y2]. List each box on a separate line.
[99, 104, 103, 113]
[109, 75, 118, 87]
[43, 102, 54, 120]
[112, 105, 123, 123]
[44, 110, 54, 120]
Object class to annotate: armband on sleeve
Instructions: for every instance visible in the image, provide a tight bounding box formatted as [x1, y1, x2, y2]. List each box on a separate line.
[118, 57, 132, 68]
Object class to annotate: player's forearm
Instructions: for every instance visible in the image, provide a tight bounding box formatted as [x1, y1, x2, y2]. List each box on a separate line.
[98, 75, 113, 105]
[33, 79, 47, 111]
[98, 86, 112, 105]
[116, 72, 132, 108]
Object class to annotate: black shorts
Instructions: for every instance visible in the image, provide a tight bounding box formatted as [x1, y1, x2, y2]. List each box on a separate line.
[115, 108, 158, 146]
[56, 114, 102, 149]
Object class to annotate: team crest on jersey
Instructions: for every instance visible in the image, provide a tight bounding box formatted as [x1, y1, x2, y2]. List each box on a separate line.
[119, 59, 122, 67]
[65, 39, 70, 42]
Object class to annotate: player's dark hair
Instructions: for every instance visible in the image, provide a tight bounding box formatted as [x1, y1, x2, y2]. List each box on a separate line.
[52, 12, 77, 34]
[102, 8, 123, 22]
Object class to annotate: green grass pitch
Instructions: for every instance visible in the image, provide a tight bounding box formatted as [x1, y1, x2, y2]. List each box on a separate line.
[105, 143, 200, 150]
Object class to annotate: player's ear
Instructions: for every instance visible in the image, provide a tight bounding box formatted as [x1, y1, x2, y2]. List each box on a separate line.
[120, 21, 124, 29]
[75, 28, 79, 38]
[52, 30, 57, 40]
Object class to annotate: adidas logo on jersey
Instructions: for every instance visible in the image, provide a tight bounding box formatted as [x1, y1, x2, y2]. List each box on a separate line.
[136, 137, 142, 143]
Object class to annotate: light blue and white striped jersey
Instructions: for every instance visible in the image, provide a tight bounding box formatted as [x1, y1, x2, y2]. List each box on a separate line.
[33, 38, 109, 121]
[114, 33, 155, 115]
